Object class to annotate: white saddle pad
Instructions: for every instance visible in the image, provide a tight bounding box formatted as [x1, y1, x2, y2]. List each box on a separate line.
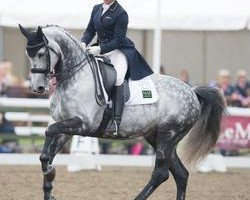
[126, 76, 158, 105]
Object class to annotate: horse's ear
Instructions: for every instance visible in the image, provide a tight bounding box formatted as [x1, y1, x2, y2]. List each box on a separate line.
[18, 24, 30, 39]
[37, 26, 44, 37]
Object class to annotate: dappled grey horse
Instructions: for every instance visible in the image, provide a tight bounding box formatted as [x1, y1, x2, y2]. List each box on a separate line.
[19, 25, 225, 200]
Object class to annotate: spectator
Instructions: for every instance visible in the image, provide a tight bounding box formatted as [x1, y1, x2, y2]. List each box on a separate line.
[0, 60, 30, 98]
[216, 69, 240, 106]
[235, 70, 250, 107]
[0, 120, 20, 153]
[2, 60, 18, 86]
[0, 61, 8, 96]
[0, 112, 15, 134]
[179, 70, 193, 86]
[244, 88, 250, 107]
[0, 60, 26, 96]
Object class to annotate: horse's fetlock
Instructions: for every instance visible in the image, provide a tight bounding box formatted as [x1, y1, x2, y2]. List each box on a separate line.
[40, 153, 50, 163]
[43, 182, 53, 192]
[45, 167, 56, 182]
[43, 165, 54, 175]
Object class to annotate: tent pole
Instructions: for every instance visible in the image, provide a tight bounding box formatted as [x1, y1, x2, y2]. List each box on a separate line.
[202, 31, 207, 84]
[0, 26, 4, 61]
[152, 0, 162, 74]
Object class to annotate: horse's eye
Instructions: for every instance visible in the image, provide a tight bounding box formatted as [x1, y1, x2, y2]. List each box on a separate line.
[37, 52, 45, 58]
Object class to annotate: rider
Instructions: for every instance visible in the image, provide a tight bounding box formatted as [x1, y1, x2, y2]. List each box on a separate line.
[81, 0, 153, 135]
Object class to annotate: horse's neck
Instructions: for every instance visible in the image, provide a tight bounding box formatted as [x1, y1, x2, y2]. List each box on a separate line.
[45, 27, 85, 81]
[47, 27, 102, 122]
[51, 62, 100, 122]
[56, 36, 87, 86]
[56, 56, 95, 97]
[60, 43, 85, 74]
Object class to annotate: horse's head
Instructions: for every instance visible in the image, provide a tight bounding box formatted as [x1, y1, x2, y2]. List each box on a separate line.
[19, 24, 61, 93]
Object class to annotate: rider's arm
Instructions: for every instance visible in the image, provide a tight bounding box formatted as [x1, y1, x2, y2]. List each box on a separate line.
[81, 6, 98, 45]
[100, 11, 128, 54]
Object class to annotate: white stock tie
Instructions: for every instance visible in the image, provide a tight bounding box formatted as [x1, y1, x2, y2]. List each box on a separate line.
[102, 4, 109, 15]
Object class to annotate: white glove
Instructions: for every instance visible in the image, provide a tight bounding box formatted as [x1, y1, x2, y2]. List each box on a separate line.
[87, 46, 101, 56]
[81, 42, 86, 51]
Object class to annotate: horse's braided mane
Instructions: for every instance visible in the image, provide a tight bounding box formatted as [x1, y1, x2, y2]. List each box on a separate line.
[41, 25, 87, 87]
[42, 25, 81, 48]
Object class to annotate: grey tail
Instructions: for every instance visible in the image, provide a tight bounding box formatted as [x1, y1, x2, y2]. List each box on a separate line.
[182, 86, 225, 165]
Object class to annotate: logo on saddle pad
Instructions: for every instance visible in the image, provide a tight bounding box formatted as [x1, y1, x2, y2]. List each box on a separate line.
[142, 90, 152, 98]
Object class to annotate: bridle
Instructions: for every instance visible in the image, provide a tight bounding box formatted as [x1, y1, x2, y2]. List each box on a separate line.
[27, 35, 90, 82]
[27, 35, 61, 79]
[27, 34, 105, 106]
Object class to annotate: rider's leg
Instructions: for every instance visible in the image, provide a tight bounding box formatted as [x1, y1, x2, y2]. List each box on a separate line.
[111, 50, 128, 86]
[108, 84, 125, 134]
[106, 50, 128, 135]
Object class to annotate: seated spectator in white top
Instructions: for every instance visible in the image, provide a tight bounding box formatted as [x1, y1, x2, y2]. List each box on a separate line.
[216, 69, 240, 106]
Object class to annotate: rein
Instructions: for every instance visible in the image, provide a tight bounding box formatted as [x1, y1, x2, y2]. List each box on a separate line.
[28, 35, 90, 84]
[54, 56, 90, 85]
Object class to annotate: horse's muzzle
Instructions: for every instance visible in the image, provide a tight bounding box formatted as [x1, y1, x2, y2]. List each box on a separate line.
[35, 86, 45, 94]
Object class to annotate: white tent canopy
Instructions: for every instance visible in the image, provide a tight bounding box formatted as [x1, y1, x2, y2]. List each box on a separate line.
[1, 0, 250, 30]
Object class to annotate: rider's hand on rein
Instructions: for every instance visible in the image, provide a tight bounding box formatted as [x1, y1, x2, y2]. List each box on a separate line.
[81, 42, 87, 51]
[87, 46, 101, 56]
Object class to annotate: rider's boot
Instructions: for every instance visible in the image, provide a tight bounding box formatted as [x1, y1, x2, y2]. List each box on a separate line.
[106, 84, 125, 136]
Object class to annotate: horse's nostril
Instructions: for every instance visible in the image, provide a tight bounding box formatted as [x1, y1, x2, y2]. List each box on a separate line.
[38, 86, 45, 93]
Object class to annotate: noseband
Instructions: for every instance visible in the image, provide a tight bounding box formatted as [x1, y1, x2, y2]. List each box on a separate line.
[26, 36, 61, 78]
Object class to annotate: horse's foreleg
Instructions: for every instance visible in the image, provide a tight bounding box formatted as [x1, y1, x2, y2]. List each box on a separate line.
[40, 117, 85, 200]
[40, 134, 56, 200]
[40, 133, 72, 200]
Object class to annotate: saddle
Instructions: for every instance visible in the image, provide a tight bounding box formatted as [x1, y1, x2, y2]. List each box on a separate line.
[89, 55, 130, 136]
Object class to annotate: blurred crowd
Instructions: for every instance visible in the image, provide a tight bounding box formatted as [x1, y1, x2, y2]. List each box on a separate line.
[209, 69, 250, 108]
[179, 69, 250, 108]
[0, 59, 27, 97]
[0, 59, 48, 98]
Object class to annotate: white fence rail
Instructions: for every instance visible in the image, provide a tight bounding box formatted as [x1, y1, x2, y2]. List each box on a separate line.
[5, 112, 51, 123]
[0, 97, 49, 109]
[0, 97, 51, 136]
[0, 154, 249, 168]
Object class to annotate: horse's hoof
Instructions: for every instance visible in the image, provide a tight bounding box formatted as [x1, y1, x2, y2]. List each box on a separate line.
[50, 196, 56, 200]
[44, 195, 56, 200]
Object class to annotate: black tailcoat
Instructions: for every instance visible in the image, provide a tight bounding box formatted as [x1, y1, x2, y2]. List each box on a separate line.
[81, 0, 153, 80]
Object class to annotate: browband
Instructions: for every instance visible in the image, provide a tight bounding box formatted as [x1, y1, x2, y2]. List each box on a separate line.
[26, 41, 46, 49]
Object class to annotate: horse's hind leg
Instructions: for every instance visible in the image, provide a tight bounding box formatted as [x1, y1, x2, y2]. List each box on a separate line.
[135, 132, 175, 200]
[169, 147, 189, 200]
[40, 134, 71, 200]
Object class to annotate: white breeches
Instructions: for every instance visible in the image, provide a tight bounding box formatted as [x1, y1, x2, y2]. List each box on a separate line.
[104, 49, 128, 86]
